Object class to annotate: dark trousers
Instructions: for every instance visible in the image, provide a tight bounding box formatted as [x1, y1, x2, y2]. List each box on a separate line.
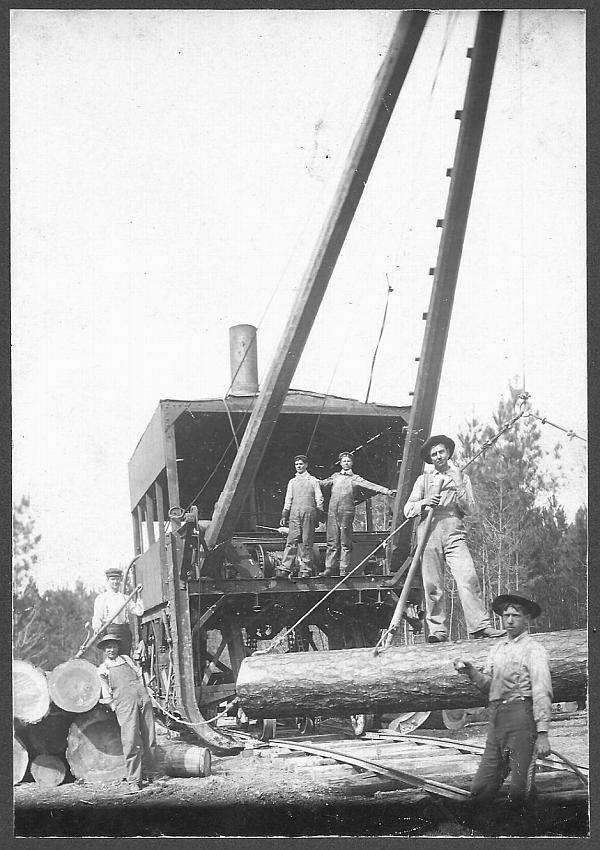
[471, 699, 538, 832]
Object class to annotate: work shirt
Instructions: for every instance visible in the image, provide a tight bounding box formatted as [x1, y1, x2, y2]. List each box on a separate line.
[283, 471, 324, 513]
[320, 471, 393, 512]
[404, 468, 475, 519]
[474, 631, 553, 733]
[92, 590, 144, 632]
[98, 654, 145, 703]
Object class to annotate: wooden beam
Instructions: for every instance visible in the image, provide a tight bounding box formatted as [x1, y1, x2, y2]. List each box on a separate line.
[389, 11, 504, 563]
[205, 11, 429, 549]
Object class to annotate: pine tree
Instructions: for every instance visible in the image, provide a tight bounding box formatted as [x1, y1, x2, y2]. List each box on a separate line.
[452, 383, 581, 636]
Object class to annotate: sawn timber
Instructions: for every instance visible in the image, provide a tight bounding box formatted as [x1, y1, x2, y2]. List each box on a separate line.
[236, 628, 586, 718]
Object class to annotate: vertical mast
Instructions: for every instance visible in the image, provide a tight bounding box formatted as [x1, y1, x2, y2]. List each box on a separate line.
[206, 11, 429, 549]
[389, 11, 504, 566]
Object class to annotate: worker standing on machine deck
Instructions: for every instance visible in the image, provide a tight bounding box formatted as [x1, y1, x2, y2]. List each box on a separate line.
[404, 434, 502, 642]
[319, 451, 395, 577]
[279, 454, 324, 578]
[453, 588, 552, 835]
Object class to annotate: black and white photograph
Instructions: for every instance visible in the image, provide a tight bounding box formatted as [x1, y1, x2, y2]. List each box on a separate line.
[10, 6, 589, 840]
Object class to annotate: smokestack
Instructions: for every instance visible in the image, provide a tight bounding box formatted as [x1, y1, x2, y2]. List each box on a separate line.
[228, 324, 259, 396]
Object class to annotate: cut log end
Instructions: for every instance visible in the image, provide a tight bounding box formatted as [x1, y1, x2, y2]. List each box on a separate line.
[13, 735, 29, 786]
[30, 754, 68, 787]
[13, 660, 50, 725]
[48, 658, 102, 714]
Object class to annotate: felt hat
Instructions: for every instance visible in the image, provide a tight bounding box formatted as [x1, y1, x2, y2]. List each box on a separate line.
[294, 454, 308, 463]
[97, 629, 123, 649]
[105, 567, 123, 579]
[338, 451, 353, 461]
[492, 587, 542, 620]
[420, 434, 456, 464]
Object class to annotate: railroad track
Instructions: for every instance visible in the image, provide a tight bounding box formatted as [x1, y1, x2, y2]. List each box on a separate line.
[232, 727, 588, 803]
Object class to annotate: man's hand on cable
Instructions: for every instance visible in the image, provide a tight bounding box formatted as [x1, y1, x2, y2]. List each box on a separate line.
[422, 493, 441, 508]
[536, 732, 551, 758]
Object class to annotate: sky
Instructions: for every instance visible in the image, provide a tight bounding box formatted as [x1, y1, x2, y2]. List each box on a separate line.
[11, 9, 586, 593]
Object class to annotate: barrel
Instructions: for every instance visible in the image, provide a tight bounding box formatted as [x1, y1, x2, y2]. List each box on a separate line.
[155, 742, 211, 778]
[30, 753, 67, 787]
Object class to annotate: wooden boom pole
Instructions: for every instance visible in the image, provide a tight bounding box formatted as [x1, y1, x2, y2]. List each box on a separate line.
[389, 11, 504, 568]
[205, 11, 429, 549]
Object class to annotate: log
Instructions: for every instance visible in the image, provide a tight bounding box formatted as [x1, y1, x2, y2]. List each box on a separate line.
[13, 735, 29, 785]
[155, 743, 211, 778]
[236, 629, 587, 718]
[30, 753, 67, 787]
[47, 658, 101, 713]
[13, 660, 50, 724]
[66, 706, 126, 784]
[21, 710, 72, 756]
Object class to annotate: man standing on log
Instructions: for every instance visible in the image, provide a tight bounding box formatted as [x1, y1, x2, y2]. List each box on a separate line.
[453, 589, 552, 835]
[278, 454, 324, 578]
[319, 451, 396, 577]
[404, 434, 501, 642]
[97, 628, 157, 793]
[92, 567, 144, 657]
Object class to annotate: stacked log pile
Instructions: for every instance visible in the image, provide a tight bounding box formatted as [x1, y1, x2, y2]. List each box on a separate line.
[13, 657, 211, 787]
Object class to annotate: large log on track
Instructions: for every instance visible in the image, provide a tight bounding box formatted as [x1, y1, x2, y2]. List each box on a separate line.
[236, 629, 587, 718]
[13, 660, 50, 724]
[48, 658, 101, 713]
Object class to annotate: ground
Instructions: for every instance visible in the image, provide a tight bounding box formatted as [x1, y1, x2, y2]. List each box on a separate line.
[13, 714, 588, 837]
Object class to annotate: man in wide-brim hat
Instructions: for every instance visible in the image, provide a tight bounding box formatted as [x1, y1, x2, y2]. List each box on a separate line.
[97, 628, 157, 792]
[453, 587, 552, 834]
[92, 566, 144, 657]
[403, 433, 501, 642]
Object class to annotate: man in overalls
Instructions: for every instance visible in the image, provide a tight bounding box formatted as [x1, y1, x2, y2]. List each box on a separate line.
[319, 451, 396, 577]
[404, 434, 502, 642]
[279, 454, 324, 578]
[97, 628, 157, 792]
[453, 588, 552, 834]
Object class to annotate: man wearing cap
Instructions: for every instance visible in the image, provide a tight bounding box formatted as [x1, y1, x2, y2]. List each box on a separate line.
[279, 455, 325, 578]
[319, 452, 396, 577]
[404, 434, 500, 642]
[453, 589, 552, 833]
[92, 568, 144, 657]
[97, 628, 157, 792]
